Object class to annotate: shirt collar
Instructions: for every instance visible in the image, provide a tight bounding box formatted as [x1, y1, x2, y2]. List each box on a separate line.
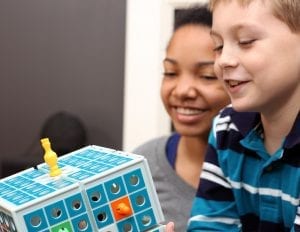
[223, 107, 260, 137]
[225, 107, 300, 148]
[284, 112, 300, 148]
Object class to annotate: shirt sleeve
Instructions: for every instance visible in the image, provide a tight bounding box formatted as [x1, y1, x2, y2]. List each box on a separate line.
[187, 129, 242, 231]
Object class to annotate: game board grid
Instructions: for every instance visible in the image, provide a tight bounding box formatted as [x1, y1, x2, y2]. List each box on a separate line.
[22, 167, 157, 232]
[0, 148, 134, 207]
[0, 170, 75, 206]
[0, 146, 164, 232]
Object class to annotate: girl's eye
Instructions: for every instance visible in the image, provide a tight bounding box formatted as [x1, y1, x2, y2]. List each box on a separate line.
[163, 72, 177, 77]
[200, 75, 218, 81]
[203, 75, 217, 80]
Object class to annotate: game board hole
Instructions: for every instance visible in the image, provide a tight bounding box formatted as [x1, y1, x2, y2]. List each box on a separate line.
[51, 208, 62, 218]
[97, 212, 107, 222]
[129, 175, 139, 186]
[110, 183, 120, 194]
[135, 195, 145, 206]
[141, 215, 151, 226]
[78, 220, 88, 231]
[91, 192, 101, 202]
[122, 223, 133, 232]
[30, 216, 41, 227]
[57, 227, 69, 232]
[72, 200, 81, 210]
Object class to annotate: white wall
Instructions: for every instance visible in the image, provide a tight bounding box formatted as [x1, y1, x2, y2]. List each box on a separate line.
[123, 0, 208, 152]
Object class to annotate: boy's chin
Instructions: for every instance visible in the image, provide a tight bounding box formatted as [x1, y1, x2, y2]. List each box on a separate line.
[231, 102, 255, 112]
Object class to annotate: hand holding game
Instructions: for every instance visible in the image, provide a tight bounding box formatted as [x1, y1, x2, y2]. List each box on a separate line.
[165, 221, 175, 232]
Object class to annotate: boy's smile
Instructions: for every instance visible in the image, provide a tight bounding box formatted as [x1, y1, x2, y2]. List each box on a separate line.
[211, 0, 300, 115]
[226, 80, 249, 92]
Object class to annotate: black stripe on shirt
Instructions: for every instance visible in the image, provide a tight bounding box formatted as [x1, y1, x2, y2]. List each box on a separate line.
[196, 178, 234, 201]
[240, 213, 290, 232]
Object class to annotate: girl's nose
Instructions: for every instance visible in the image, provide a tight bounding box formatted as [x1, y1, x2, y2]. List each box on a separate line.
[174, 75, 197, 99]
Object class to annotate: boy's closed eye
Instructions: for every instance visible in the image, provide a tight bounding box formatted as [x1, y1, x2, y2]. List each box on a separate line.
[210, 32, 223, 53]
[239, 39, 256, 47]
[213, 45, 223, 53]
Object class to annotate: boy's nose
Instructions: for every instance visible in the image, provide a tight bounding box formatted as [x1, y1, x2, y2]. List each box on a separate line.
[217, 47, 238, 69]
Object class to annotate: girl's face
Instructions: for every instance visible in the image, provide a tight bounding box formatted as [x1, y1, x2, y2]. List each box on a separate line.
[161, 25, 229, 137]
[211, 0, 300, 115]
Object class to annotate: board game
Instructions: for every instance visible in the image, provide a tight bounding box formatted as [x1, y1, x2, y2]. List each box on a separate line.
[0, 139, 165, 232]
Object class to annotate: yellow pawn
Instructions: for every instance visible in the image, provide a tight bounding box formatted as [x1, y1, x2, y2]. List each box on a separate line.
[40, 138, 62, 177]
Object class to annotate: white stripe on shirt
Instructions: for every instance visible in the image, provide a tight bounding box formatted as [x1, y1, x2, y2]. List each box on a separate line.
[294, 214, 300, 226]
[201, 171, 231, 189]
[228, 178, 300, 206]
[189, 214, 241, 226]
[203, 162, 226, 179]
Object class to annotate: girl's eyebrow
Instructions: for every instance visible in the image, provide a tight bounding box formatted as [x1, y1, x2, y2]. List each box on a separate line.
[164, 57, 214, 67]
[164, 58, 214, 67]
[163, 57, 177, 65]
[195, 61, 214, 68]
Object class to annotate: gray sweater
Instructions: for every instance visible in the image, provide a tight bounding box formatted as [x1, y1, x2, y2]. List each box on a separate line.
[133, 136, 196, 232]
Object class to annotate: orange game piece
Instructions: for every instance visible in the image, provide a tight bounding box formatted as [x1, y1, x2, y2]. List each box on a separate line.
[111, 196, 133, 221]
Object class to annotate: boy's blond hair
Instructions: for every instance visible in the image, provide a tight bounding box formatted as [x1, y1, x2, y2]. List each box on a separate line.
[209, 0, 300, 31]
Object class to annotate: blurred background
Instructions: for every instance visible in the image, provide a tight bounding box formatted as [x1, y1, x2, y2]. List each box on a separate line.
[0, 0, 206, 177]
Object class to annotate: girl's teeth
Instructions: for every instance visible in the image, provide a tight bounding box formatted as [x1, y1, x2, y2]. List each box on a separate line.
[176, 107, 203, 115]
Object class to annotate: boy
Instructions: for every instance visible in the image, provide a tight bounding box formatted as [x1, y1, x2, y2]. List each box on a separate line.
[167, 0, 300, 231]
[187, 0, 300, 231]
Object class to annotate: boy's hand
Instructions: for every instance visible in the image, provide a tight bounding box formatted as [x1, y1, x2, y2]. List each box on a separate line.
[165, 222, 175, 232]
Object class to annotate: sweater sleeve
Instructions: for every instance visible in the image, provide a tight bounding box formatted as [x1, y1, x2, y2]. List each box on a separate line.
[187, 129, 242, 231]
[292, 206, 300, 232]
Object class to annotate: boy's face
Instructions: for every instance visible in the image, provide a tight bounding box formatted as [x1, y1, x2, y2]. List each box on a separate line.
[211, 0, 300, 114]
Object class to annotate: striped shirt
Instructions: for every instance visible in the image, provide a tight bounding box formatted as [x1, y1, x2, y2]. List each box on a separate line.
[187, 106, 300, 232]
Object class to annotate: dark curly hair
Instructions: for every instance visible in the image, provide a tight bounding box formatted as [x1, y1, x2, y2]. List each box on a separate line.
[174, 5, 212, 31]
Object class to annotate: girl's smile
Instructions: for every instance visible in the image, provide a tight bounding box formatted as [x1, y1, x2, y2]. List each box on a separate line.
[172, 106, 207, 124]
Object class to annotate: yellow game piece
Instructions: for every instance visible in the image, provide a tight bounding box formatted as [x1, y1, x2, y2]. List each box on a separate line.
[40, 138, 62, 177]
